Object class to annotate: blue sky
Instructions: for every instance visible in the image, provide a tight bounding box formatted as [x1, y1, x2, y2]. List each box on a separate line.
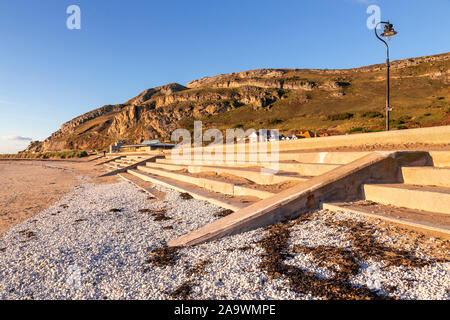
[0, 0, 449, 153]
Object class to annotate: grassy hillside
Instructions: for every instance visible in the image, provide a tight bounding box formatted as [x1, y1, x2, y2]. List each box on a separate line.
[27, 52, 450, 152]
[193, 61, 449, 134]
[0, 150, 88, 159]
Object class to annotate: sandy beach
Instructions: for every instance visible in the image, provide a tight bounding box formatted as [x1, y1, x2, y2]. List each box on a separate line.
[0, 158, 117, 235]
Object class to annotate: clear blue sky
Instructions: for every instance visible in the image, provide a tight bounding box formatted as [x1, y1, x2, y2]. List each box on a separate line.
[0, 0, 449, 153]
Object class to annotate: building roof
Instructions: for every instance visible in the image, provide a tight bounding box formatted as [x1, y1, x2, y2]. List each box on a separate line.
[122, 142, 175, 148]
[249, 130, 279, 137]
[141, 140, 161, 145]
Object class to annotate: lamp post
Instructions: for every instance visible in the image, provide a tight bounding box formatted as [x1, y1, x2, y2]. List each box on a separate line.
[374, 21, 398, 131]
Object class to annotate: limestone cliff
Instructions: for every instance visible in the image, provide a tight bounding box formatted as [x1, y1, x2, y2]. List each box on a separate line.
[27, 52, 450, 152]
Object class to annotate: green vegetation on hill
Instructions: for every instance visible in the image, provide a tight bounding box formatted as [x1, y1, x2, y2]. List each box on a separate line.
[197, 60, 449, 135]
[0, 150, 88, 159]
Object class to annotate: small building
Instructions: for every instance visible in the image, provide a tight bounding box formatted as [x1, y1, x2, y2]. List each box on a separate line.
[248, 131, 259, 143]
[297, 130, 315, 139]
[112, 140, 175, 153]
[110, 141, 123, 153]
[249, 130, 280, 143]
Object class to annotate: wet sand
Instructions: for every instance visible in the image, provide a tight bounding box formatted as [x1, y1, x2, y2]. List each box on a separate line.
[0, 158, 117, 235]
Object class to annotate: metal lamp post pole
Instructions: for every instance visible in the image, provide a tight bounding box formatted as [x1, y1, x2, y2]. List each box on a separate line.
[375, 21, 392, 131]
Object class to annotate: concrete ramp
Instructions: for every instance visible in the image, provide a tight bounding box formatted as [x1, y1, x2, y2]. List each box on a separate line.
[168, 151, 430, 247]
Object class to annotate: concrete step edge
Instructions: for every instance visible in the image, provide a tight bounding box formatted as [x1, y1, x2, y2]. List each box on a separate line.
[322, 203, 450, 238]
[136, 166, 275, 199]
[363, 184, 450, 215]
[146, 161, 308, 184]
[126, 169, 246, 211]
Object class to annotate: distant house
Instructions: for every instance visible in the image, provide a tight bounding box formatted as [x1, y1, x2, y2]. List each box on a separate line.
[317, 132, 329, 137]
[268, 132, 278, 142]
[249, 130, 280, 143]
[283, 131, 317, 140]
[248, 131, 261, 143]
[297, 130, 315, 139]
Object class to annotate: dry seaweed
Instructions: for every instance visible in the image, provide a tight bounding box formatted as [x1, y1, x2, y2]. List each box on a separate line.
[146, 246, 180, 267]
[153, 212, 172, 222]
[169, 281, 193, 300]
[257, 212, 448, 299]
[18, 230, 36, 239]
[169, 259, 213, 299]
[180, 193, 193, 200]
[256, 221, 392, 300]
[139, 207, 172, 221]
[327, 218, 444, 268]
[186, 259, 212, 277]
[214, 209, 234, 218]
[291, 245, 361, 282]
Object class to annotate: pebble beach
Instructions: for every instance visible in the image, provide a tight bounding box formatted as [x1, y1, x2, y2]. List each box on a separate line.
[0, 180, 448, 300]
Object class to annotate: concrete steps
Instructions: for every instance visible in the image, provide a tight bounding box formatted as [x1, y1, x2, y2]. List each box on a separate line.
[99, 156, 157, 177]
[125, 155, 152, 159]
[324, 162, 450, 237]
[108, 157, 142, 167]
[277, 151, 370, 163]
[156, 158, 339, 176]
[95, 156, 125, 166]
[145, 161, 308, 185]
[322, 201, 450, 238]
[115, 160, 139, 166]
[269, 162, 340, 176]
[109, 155, 150, 165]
[428, 151, 450, 168]
[168, 151, 404, 247]
[401, 166, 450, 188]
[135, 166, 276, 200]
[164, 151, 370, 164]
[363, 183, 450, 215]
[126, 169, 256, 211]
[106, 163, 125, 169]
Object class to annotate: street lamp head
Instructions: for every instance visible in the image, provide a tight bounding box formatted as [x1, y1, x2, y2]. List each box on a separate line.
[381, 22, 397, 41]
